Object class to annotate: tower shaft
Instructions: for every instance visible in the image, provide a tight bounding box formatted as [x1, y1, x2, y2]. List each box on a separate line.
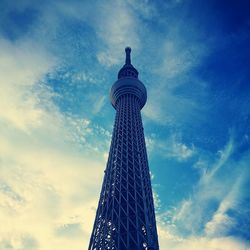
[88, 48, 159, 250]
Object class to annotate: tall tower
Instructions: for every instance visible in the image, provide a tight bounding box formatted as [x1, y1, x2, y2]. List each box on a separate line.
[89, 48, 159, 250]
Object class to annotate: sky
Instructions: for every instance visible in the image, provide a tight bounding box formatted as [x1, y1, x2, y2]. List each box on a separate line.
[0, 0, 250, 249]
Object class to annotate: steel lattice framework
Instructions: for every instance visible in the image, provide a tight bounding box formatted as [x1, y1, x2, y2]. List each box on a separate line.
[88, 48, 159, 250]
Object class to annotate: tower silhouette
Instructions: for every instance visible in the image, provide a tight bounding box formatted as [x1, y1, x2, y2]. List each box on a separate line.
[88, 48, 159, 250]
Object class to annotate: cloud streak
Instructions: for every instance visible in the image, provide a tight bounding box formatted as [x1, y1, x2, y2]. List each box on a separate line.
[156, 135, 250, 248]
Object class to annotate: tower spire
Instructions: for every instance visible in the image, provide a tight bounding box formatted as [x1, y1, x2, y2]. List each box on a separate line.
[118, 47, 138, 79]
[125, 47, 131, 64]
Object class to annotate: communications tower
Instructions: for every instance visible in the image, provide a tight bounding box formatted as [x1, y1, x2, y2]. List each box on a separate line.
[88, 47, 159, 250]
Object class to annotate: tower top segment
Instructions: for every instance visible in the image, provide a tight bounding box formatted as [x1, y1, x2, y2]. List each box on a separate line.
[118, 47, 139, 79]
[111, 47, 147, 110]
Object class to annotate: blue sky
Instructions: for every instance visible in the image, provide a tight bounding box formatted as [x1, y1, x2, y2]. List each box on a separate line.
[0, 0, 250, 249]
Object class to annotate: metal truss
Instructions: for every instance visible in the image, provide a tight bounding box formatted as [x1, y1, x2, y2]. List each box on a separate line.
[88, 48, 159, 250]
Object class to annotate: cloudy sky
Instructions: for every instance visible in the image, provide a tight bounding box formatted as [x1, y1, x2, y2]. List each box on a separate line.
[0, 0, 250, 249]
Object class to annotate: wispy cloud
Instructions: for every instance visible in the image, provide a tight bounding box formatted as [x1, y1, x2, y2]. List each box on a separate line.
[143, 75, 207, 127]
[200, 136, 234, 184]
[154, 134, 196, 161]
[0, 37, 57, 131]
[95, 1, 140, 66]
[158, 39, 208, 79]
[0, 97, 105, 250]
[0, 23, 107, 249]
[158, 234, 249, 250]
[126, 0, 157, 19]
[157, 211, 250, 249]
[157, 135, 250, 247]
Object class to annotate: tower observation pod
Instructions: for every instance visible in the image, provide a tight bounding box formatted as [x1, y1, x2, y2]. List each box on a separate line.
[88, 47, 159, 250]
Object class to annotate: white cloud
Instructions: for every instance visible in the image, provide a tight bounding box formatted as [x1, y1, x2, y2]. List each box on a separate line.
[157, 202, 250, 249]
[157, 220, 250, 250]
[153, 190, 161, 211]
[200, 136, 234, 184]
[171, 141, 194, 160]
[145, 133, 156, 154]
[143, 78, 201, 126]
[0, 92, 104, 250]
[205, 173, 244, 237]
[157, 136, 250, 241]
[126, 0, 157, 19]
[93, 95, 106, 114]
[159, 233, 249, 250]
[157, 134, 195, 161]
[0, 38, 57, 131]
[27, 0, 141, 67]
[0, 35, 106, 249]
[141, 7, 210, 126]
[95, 1, 140, 66]
[158, 40, 207, 79]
